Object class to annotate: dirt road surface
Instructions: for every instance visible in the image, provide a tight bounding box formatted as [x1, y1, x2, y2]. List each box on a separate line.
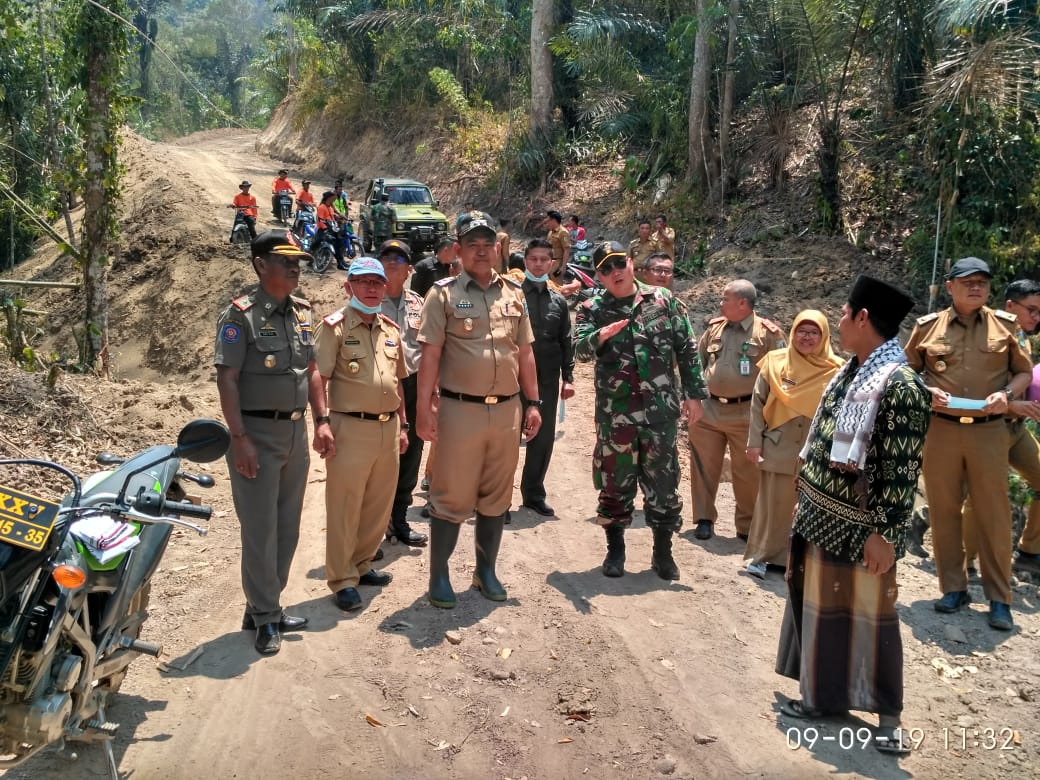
[3, 132, 1038, 780]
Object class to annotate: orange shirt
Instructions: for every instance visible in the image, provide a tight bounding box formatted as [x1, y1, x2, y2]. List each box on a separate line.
[297, 189, 315, 206]
[317, 203, 335, 229]
[272, 177, 295, 194]
[232, 192, 257, 218]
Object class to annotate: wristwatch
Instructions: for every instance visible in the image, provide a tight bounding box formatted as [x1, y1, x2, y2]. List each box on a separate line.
[526, 399, 543, 409]
[315, 415, 331, 425]
[1003, 385, 1015, 402]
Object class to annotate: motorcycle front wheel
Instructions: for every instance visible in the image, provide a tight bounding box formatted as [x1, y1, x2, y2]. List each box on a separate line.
[312, 244, 334, 274]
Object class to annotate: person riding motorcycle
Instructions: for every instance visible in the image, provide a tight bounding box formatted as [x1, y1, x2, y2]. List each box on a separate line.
[230, 180, 258, 241]
[315, 190, 345, 269]
[296, 179, 316, 209]
[271, 169, 296, 216]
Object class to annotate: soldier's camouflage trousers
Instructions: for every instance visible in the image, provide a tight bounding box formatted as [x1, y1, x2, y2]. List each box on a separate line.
[593, 419, 683, 532]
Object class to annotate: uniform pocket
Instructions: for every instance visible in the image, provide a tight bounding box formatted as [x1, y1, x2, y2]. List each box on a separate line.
[449, 309, 482, 339]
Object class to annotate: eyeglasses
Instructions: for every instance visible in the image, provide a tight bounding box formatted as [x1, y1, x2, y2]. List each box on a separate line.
[1013, 303, 1040, 317]
[597, 257, 628, 274]
[350, 277, 386, 287]
[794, 328, 822, 338]
[646, 266, 673, 277]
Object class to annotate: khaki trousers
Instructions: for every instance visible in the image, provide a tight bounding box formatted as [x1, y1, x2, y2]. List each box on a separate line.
[963, 420, 1040, 558]
[429, 397, 521, 524]
[924, 417, 1012, 604]
[324, 413, 400, 592]
[689, 400, 759, 535]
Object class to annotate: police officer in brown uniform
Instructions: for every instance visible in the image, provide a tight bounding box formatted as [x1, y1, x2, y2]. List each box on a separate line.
[905, 257, 1032, 631]
[379, 239, 429, 546]
[546, 210, 571, 281]
[417, 211, 542, 609]
[628, 218, 657, 269]
[215, 229, 333, 656]
[690, 279, 785, 541]
[316, 257, 409, 612]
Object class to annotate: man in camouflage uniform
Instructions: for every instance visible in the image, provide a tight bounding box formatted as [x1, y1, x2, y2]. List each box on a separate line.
[372, 193, 394, 246]
[574, 241, 707, 580]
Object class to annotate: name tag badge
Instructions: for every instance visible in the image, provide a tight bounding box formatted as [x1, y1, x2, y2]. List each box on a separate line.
[258, 322, 278, 337]
[739, 356, 751, 376]
[343, 338, 361, 345]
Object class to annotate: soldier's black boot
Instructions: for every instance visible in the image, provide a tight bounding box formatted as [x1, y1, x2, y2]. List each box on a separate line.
[387, 516, 429, 547]
[428, 517, 460, 608]
[602, 525, 626, 577]
[472, 513, 507, 601]
[651, 527, 680, 581]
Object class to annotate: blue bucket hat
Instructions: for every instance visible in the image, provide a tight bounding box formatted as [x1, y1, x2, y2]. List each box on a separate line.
[347, 256, 387, 280]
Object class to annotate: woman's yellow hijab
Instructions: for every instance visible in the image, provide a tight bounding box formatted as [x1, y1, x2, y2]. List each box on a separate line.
[757, 309, 843, 429]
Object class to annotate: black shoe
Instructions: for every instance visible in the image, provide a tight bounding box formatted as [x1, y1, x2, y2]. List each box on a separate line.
[934, 591, 971, 613]
[602, 525, 626, 578]
[988, 601, 1014, 631]
[359, 569, 393, 586]
[242, 611, 309, 632]
[386, 523, 429, 546]
[651, 527, 680, 581]
[522, 499, 555, 517]
[504, 511, 512, 525]
[254, 623, 281, 655]
[337, 263, 350, 271]
[736, 532, 749, 541]
[420, 505, 431, 518]
[373, 546, 385, 561]
[693, 520, 713, 540]
[334, 587, 363, 611]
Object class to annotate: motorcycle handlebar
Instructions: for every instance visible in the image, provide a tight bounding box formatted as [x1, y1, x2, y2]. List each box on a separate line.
[163, 499, 213, 521]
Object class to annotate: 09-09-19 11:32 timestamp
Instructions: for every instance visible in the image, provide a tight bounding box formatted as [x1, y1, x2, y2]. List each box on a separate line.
[786, 726, 1021, 751]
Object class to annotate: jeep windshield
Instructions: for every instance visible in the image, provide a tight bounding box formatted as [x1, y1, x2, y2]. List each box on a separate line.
[385, 186, 433, 206]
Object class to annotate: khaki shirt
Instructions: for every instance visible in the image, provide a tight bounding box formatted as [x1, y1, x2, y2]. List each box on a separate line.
[547, 225, 571, 275]
[380, 289, 424, 376]
[316, 307, 407, 414]
[214, 285, 314, 411]
[495, 230, 511, 273]
[905, 306, 1031, 410]
[628, 237, 656, 269]
[418, 269, 534, 396]
[699, 313, 786, 399]
[652, 227, 675, 259]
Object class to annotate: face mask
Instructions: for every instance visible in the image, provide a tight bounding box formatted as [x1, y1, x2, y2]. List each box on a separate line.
[525, 269, 549, 283]
[349, 295, 382, 315]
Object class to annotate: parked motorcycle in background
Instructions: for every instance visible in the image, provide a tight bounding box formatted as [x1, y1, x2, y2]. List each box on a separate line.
[273, 189, 293, 225]
[228, 205, 254, 245]
[0, 420, 229, 777]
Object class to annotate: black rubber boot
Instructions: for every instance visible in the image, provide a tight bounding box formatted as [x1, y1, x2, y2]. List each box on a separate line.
[472, 513, 507, 601]
[651, 526, 680, 581]
[602, 525, 626, 577]
[428, 517, 460, 608]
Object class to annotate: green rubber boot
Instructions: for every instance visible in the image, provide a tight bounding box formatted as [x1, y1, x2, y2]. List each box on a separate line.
[428, 517, 461, 608]
[472, 513, 507, 601]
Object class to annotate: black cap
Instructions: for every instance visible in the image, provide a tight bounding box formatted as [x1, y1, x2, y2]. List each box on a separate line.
[947, 256, 992, 280]
[301, 179, 311, 185]
[593, 241, 628, 270]
[252, 229, 312, 259]
[278, 169, 288, 175]
[379, 238, 412, 264]
[456, 211, 497, 239]
[848, 274, 914, 327]
[239, 180, 251, 187]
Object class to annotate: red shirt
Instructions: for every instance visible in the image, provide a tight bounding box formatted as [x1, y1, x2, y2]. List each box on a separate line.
[297, 189, 315, 206]
[233, 192, 257, 218]
[316, 203, 335, 229]
[271, 177, 295, 194]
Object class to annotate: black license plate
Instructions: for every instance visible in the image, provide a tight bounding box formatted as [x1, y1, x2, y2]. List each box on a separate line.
[0, 486, 60, 552]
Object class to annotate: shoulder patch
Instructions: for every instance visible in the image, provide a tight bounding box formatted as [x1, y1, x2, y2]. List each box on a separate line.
[231, 294, 254, 312]
[995, 309, 1017, 323]
[760, 317, 782, 334]
[379, 313, 401, 330]
[323, 310, 345, 327]
[290, 294, 311, 309]
[708, 316, 726, 325]
[435, 277, 456, 287]
[405, 289, 425, 304]
[915, 312, 938, 325]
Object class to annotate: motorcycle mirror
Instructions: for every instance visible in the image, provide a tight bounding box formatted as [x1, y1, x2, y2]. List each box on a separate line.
[175, 420, 231, 463]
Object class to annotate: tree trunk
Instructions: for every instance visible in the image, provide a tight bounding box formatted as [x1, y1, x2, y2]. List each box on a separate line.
[530, 0, 554, 144]
[79, 0, 127, 376]
[688, 0, 716, 199]
[37, 0, 77, 248]
[719, 0, 740, 199]
[816, 116, 841, 232]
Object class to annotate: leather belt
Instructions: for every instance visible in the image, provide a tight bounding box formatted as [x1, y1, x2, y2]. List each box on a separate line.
[932, 411, 1004, 425]
[338, 411, 395, 422]
[709, 393, 753, 405]
[242, 409, 305, 421]
[440, 389, 519, 405]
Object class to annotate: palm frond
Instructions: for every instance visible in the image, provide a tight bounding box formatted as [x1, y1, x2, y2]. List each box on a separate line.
[928, 30, 1040, 112]
[932, 0, 1022, 33]
[566, 10, 663, 44]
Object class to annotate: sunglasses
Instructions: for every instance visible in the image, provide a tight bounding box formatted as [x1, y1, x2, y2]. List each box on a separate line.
[597, 254, 628, 273]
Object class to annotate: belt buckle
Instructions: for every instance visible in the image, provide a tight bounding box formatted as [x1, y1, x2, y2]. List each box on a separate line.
[378, 412, 391, 422]
[959, 416, 973, 425]
[718, 397, 729, 404]
[290, 410, 304, 421]
[484, 396, 499, 405]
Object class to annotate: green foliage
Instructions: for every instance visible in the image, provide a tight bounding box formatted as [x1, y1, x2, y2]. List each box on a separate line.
[428, 67, 472, 125]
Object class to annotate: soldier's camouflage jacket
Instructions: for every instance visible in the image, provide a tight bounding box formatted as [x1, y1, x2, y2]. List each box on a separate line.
[574, 281, 707, 425]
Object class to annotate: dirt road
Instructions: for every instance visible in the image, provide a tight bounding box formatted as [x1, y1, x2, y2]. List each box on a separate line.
[5, 132, 1039, 780]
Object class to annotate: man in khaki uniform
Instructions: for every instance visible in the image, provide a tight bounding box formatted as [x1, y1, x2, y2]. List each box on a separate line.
[546, 210, 571, 280]
[316, 257, 409, 612]
[690, 279, 785, 541]
[652, 214, 676, 260]
[628, 218, 657, 269]
[215, 229, 332, 656]
[906, 257, 1032, 631]
[417, 211, 543, 609]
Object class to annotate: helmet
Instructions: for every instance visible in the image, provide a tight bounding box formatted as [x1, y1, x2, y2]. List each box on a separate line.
[592, 241, 627, 270]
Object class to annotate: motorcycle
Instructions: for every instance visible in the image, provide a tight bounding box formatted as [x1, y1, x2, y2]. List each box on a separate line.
[292, 204, 317, 250]
[340, 217, 362, 260]
[309, 221, 340, 274]
[273, 190, 294, 225]
[228, 205, 253, 246]
[0, 419, 229, 775]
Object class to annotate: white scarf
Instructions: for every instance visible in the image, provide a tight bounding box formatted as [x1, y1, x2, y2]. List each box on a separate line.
[799, 338, 907, 472]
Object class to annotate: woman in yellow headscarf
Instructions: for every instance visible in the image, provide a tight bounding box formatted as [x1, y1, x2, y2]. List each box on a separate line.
[744, 310, 843, 577]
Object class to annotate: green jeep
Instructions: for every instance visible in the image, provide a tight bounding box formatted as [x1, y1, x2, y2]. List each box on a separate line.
[359, 177, 449, 255]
